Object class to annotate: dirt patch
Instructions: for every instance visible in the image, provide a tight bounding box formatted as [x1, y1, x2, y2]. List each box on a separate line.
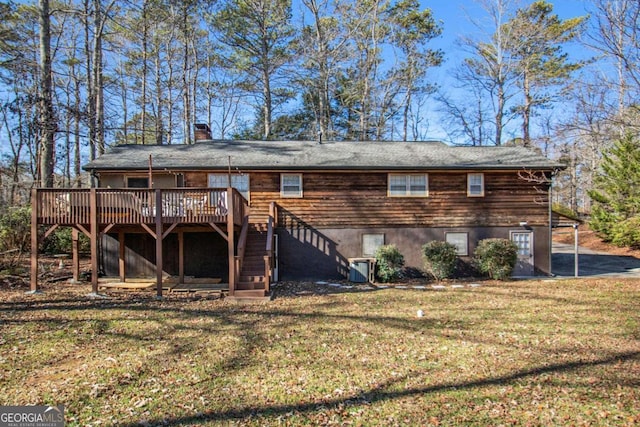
[553, 225, 640, 258]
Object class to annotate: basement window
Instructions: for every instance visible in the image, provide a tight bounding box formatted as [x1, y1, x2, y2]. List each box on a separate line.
[362, 233, 384, 257]
[445, 232, 469, 256]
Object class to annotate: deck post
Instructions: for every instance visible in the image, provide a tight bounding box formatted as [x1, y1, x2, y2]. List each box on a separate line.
[155, 189, 163, 297]
[178, 229, 184, 284]
[227, 187, 235, 296]
[90, 188, 99, 293]
[118, 231, 126, 282]
[29, 189, 39, 293]
[71, 228, 80, 283]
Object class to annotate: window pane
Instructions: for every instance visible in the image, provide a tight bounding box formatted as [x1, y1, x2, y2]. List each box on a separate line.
[468, 173, 484, 196]
[209, 174, 249, 200]
[389, 175, 407, 195]
[127, 177, 149, 188]
[281, 174, 302, 197]
[409, 175, 427, 195]
[362, 234, 384, 256]
[445, 232, 468, 256]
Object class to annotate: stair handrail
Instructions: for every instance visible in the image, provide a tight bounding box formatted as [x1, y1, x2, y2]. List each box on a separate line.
[235, 215, 250, 282]
[263, 203, 277, 293]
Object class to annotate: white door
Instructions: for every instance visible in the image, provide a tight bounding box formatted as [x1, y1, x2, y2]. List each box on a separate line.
[510, 231, 534, 276]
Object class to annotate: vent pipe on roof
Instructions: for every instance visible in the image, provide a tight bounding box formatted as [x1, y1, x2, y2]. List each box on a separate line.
[194, 123, 212, 142]
[318, 130, 322, 144]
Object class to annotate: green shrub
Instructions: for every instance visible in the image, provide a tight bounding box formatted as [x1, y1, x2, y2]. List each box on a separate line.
[422, 241, 458, 280]
[41, 227, 90, 254]
[375, 244, 404, 282]
[473, 238, 518, 280]
[609, 216, 640, 249]
[0, 207, 31, 252]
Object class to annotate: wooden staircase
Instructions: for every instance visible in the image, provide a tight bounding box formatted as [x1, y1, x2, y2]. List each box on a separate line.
[234, 223, 270, 300]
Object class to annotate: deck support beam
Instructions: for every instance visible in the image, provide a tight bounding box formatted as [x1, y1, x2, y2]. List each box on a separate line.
[118, 231, 126, 282]
[90, 189, 99, 293]
[178, 230, 185, 284]
[72, 228, 80, 283]
[155, 190, 163, 297]
[227, 187, 235, 296]
[30, 189, 39, 293]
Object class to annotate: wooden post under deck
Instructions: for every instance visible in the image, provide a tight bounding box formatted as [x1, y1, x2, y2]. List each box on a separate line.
[155, 190, 163, 297]
[227, 187, 235, 296]
[118, 231, 125, 282]
[90, 188, 99, 293]
[30, 189, 38, 292]
[72, 228, 80, 282]
[178, 229, 184, 284]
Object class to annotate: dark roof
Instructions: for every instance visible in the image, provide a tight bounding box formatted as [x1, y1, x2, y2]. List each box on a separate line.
[83, 140, 564, 171]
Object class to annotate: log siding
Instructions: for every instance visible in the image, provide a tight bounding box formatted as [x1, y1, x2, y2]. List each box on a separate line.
[246, 170, 550, 229]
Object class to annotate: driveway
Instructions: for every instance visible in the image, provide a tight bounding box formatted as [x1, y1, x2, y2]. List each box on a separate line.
[552, 242, 640, 278]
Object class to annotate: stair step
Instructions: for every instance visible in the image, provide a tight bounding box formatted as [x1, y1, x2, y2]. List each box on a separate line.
[239, 276, 265, 283]
[237, 282, 266, 290]
[227, 291, 271, 302]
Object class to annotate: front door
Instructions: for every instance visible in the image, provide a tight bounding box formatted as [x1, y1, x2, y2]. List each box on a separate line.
[510, 231, 534, 276]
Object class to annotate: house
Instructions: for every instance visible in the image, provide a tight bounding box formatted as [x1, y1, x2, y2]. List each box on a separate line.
[30, 131, 564, 299]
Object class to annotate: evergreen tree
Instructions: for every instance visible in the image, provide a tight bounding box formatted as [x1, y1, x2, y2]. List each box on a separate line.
[504, 0, 585, 147]
[588, 133, 640, 248]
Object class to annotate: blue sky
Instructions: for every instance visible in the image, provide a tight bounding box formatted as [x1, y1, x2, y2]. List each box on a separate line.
[426, 0, 590, 51]
[418, 0, 592, 140]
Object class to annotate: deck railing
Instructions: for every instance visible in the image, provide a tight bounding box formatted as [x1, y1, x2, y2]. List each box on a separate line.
[35, 187, 247, 226]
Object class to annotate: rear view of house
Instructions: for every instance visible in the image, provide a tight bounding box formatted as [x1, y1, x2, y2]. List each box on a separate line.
[30, 136, 563, 299]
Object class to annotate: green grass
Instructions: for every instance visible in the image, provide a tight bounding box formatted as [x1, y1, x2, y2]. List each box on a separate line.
[1, 279, 639, 426]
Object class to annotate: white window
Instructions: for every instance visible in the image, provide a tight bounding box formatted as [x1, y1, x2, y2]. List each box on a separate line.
[281, 173, 303, 198]
[445, 232, 469, 256]
[362, 233, 384, 257]
[208, 173, 250, 200]
[467, 173, 484, 197]
[388, 174, 428, 197]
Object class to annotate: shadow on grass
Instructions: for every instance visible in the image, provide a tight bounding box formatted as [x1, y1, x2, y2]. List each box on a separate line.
[3, 287, 638, 405]
[118, 350, 640, 426]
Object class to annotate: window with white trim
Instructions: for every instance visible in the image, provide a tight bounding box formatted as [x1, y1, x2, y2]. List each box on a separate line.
[208, 173, 249, 200]
[445, 232, 469, 256]
[388, 174, 428, 197]
[281, 173, 303, 198]
[467, 173, 484, 197]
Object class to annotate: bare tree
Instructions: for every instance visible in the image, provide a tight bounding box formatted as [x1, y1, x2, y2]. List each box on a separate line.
[38, 0, 56, 187]
[442, 0, 520, 146]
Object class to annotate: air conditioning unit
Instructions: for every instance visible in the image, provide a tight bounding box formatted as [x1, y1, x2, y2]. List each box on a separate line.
[348, 258, 376, 283]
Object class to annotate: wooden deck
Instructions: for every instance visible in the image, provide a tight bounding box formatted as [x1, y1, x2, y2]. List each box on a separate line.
[98, 277, 227, 294]
[35, 187, 245, 226]
[31, 187, 250, 298]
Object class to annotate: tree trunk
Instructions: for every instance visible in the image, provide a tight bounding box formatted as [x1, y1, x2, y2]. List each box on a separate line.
[38, 0, 55, 188]
[495, 83, 504, 146]
[155, 42, 164, 145]
[84, 0, 96, 161]
[74, 77, 81, 187]
[263, 70, 272, 139]
[141, 0, 148, 145]
[522, 69, 531, 147]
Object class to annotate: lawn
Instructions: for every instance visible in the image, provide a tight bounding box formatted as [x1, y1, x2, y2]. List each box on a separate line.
[1, 278, 639, 426]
